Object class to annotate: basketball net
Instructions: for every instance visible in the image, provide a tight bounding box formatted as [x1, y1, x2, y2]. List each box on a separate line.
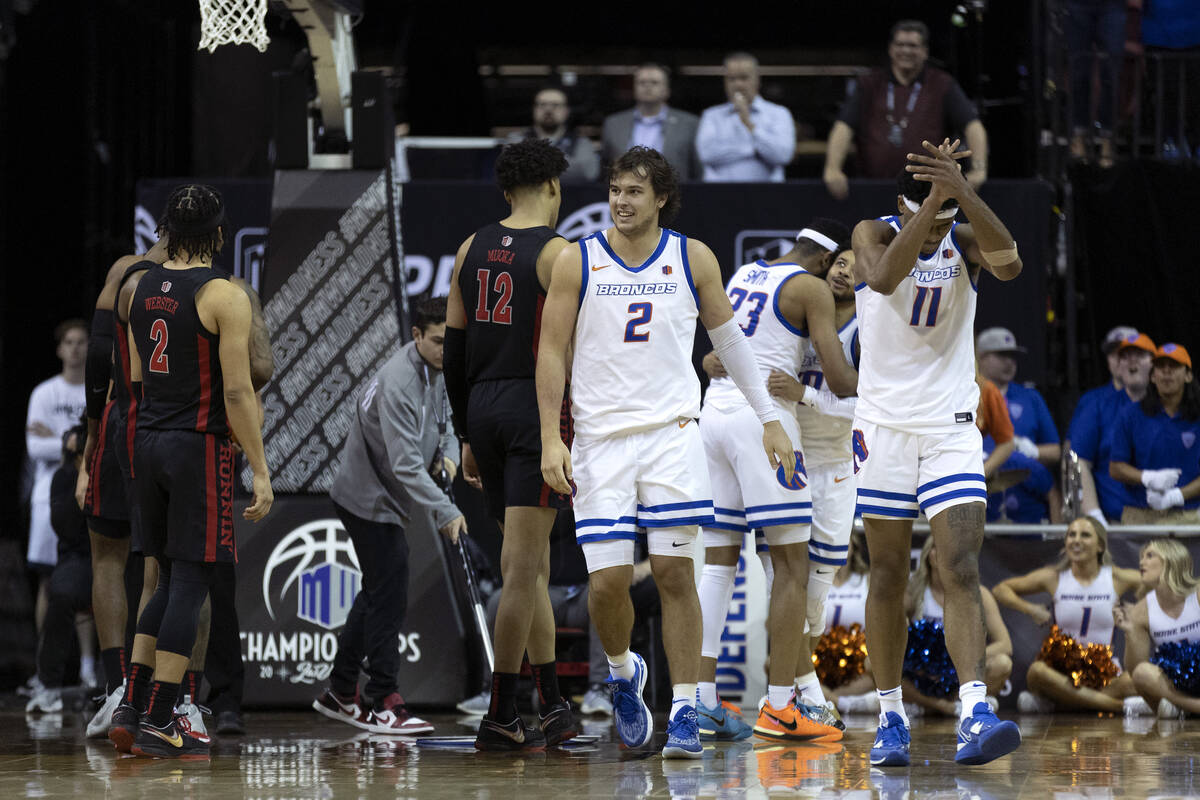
[197, 0, 270, 53]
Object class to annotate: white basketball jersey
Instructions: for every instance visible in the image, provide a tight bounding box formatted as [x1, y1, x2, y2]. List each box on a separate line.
[1147, 590, 1200, 647]
[704, 260, 809, 415]
[855, 217, 980, 432]
[1053, 566, 1117, 646]
[572, 228, 701, 439]
[795, 314, 859, 466]
[825, 572, 869, 632]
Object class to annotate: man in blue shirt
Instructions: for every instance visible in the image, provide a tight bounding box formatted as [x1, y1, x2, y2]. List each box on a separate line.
[976, 328, 1060, 522]
[1067, 332, 1156, 522]
[695, 52, 795, 182]
[1110, 343, 1200, 524]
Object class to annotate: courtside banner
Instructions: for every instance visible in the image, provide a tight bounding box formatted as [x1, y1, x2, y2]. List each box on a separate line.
[256, 170, 402, 493]
[234, 494, 468, 707]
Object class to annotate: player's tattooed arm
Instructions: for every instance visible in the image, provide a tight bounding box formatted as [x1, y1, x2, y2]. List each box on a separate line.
[231, 278, 273, 390]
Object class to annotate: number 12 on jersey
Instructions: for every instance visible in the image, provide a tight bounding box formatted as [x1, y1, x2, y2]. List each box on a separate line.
[909, 286, 943, 328]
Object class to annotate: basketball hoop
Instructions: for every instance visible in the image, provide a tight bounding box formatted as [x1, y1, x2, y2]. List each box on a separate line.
[197, 0, 271, 53]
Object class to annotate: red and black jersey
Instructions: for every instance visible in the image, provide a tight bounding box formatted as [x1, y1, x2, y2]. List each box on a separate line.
[130, 264, 229, 436]
[459, 222, 560, 384]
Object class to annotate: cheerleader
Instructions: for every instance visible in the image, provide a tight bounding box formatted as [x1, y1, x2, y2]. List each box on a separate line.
[902, 538, 1013, 716]
[993, 516, 1141, 713]
[1124, 538, 1200, 717]
[816, 532, 877, 710]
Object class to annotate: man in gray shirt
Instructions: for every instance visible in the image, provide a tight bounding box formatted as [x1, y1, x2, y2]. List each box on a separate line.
[313, 297, 465, 736]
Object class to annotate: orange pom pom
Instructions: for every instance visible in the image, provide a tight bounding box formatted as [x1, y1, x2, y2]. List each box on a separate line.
[1037, 625, 1119, 689]
[813, 623, 868, 688]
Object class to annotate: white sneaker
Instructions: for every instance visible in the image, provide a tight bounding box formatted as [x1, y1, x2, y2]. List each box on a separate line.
[86, 684, 124, 738]
[455, 690, 490, 716]
[1157, 698, 1183, 719]
[174, 694, 209, 737]
[986, 695, 1000, 713]
[1017, 690, 1055, 714]
[25, 686, 62, 713]
[904, 701, 925, 719]
[580, 684, 613, 716]
[1124, 696, 1154, 717]
[836, 691, 880, 716]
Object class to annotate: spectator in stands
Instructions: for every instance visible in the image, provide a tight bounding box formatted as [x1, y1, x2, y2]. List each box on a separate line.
[1064, 1, 1128, 167]
[823, 20, 987, 200]
[1142, 0, 1200, 157]
[695, 52, 795, 182]
[1067, 332, 1156, 524]
[601, 64, 700, 180]
[26, 421, 94, 713]
[1110, 343, 1200, 524]
[976, 372, 1016, 484]
[977, 327, 1062, 522]
[512, 87, 600, 183]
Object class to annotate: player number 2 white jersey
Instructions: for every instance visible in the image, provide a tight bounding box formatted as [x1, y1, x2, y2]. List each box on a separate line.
[795, 314, 858, 466]
[572, 228, 701, 439]
[704, 260, 809, 415]
[854, 217, 979, 432]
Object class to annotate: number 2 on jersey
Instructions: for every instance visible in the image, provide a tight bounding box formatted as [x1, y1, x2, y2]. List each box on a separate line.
[728, 288, 768, 336]
[149, 318, 170, 374]
[909, 286, 943, 328]
[624, 302, 652, 342]
[474, 269, 513, 325]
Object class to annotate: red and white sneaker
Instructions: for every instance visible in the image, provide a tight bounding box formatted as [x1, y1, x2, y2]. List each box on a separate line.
[312, 688, 370, 730]
[366, 692, 434, 735]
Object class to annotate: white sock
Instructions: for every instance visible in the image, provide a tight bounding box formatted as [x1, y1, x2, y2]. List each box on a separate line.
[767, 684, 793, 710]
[698, 681, 719, 709]
[959, 680, 988, 721]
[794, 671, 825, 706]
[607, 650, 636, 681]
[878, 686, 909, 726]
[671, 683, 697, 718]
[699, 563, 737, 660]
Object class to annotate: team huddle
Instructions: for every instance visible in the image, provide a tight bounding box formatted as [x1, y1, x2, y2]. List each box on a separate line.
[446, 136, 1026, 766]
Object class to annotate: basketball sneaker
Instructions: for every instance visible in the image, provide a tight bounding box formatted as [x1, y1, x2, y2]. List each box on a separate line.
[312, 688, 370, 730]
[662, 704, 703, 759]
[474, 714, 547, 751]
[607, 652, 653, 748]
[754, 700, 842, 743]
[365, 692, 434, 735]
[131, 713, 211, 760]
[174, 694, 208, 738]
[756, 741, 844, 792]
[538, 699, 579, 746]
[108, 702, 141, 753]
[25, 686, 62, 714]
[870, 711, 911, 767]
[795, 697, 845, 732]
[955, 702, 1021, 765]
[87, 684, 124, 739]
[697, 699, 753, 740]
[580, 683, 613, 716]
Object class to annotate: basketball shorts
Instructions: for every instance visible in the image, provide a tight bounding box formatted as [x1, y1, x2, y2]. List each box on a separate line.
[807, 460, 855, 568]
[699, 402, 811, 549]
[133, 428, 237, 564]
[84, 401, 131, 539]
[467, 378, 571, 521]
[852, 420, 987, 521]
[572, 419, 713, 572]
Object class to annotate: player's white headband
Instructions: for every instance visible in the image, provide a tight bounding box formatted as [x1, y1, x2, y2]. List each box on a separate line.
[903, 196, 959, 219]
[796, 228, 840, 251]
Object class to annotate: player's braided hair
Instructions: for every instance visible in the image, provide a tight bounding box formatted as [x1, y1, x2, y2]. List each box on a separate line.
[495, 139, 569, 195]
[158, 184, 226, 263]
[610, 146, 681, 225]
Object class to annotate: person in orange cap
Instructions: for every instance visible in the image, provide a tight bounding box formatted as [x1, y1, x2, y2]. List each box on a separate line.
[1110, 343, 1200, 524]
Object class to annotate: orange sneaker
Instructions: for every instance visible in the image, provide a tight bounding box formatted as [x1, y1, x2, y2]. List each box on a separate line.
[720, 699, 745, 718]
[753, 700, 843, 742]
[754, 741, 843, 792]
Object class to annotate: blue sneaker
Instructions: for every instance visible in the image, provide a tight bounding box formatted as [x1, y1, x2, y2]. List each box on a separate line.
[870, 712, 911, 767]
[696, 700, 753, 740]
[606, 652, 653, 748]
[955, 702, 1021, 765]
[662, 705, 703, 759]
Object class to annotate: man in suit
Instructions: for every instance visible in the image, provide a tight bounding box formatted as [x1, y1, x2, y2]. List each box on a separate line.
[602, 64, 700, 180]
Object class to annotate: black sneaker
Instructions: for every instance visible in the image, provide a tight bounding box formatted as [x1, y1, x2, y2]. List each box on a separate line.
[108, 702, 140, 753]
[538, 699, 579, 746]
[131, 714, 211, 760]
[474, 714, 547, 751]
[216, 710, 246, 735]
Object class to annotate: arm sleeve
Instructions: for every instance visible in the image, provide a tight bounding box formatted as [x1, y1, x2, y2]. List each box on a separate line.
[836, 78, 863, 128]
[440, 386, 459, 469]
[943, 78, 980, 130]
[378, 374, 461, 529]
[707, 317, 779, 424]
[25, 385, 62, 462]
[443, 326, 469, 441]
[753, 103, 796, 167]
[86, 309, 115, 420]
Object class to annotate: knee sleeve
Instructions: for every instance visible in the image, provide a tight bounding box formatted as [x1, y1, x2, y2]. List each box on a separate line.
[758, 550, 774, 601]
[135, 558, 173, 638]
[806, 565, 835, 636]
[699, 564, 736, 659]
[155, 561, 215, 657]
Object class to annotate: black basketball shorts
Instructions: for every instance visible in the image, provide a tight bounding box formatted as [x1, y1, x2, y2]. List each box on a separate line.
[84, 401, 131, 539]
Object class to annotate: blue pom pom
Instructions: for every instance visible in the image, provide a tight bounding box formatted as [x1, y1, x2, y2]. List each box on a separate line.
[902, 619, 959, 699]
[1152, 640, 1200, 696]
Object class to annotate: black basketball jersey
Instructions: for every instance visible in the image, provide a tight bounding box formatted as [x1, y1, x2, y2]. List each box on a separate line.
[459, 222, 559, 383]
[130, 264, 229, 436]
